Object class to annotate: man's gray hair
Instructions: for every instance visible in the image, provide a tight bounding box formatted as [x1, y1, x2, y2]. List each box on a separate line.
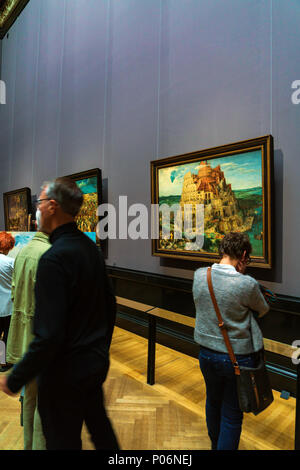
[43, 177, 84, 217]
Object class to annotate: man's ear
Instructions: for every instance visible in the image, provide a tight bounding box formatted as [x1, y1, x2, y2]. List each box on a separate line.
[48, 199, 58, 215]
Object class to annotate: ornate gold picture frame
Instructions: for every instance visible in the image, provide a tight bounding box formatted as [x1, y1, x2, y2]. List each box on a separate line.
[151, 135, 273, 268]
[3, 186, 31, 231]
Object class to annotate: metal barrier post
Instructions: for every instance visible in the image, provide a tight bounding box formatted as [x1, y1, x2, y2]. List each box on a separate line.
[294, 363, 300, 449]
[147, 315, 156, 385]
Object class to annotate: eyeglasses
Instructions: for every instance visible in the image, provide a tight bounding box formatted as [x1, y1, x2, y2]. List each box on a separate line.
[36, 198, 50, 206]
[245, 257, 251, 265]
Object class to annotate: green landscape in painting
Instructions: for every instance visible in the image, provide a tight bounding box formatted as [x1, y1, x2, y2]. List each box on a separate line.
[75, 177, 98, 233]
[158, 150, 264, 256]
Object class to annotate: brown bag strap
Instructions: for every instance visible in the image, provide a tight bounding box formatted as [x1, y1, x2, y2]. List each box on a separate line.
[207, 267, 240, 376]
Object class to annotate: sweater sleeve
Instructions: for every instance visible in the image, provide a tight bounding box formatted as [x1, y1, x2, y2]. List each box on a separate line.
[248, 280, 270, 318]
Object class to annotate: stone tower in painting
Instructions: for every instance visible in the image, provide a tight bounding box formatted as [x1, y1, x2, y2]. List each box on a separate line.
[180, 160, 254, 235]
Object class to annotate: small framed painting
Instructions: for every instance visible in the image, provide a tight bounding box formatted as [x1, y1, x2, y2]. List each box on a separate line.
[151, 135, 273, 268]
[64, 168, 102, 244]
[3, 187, 31, 232]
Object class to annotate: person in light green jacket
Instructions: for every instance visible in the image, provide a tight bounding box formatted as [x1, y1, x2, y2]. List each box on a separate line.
[6, 231, 51, 450]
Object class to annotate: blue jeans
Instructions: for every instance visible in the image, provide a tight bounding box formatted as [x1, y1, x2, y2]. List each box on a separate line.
[199, 346, 256, 450]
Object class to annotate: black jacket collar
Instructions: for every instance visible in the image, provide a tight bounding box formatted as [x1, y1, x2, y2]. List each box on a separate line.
[49, 222, 78, 244]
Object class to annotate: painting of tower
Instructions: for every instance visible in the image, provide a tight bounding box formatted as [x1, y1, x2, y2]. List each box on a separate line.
[180, 160, 254, 238]
[157, 150, 264, 256]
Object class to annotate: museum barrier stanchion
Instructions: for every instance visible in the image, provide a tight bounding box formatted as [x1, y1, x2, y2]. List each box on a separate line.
[295, 363, 300, 449]
[147, 315, 156, 385]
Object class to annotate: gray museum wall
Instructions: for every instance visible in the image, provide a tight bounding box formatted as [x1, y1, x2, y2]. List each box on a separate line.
[0, 0, 299, 297]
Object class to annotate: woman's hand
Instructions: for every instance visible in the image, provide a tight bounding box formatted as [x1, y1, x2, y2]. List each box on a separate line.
[236, 259, 247, 274]
[235, 250, 250, 274]
[0, 375, 16, 396]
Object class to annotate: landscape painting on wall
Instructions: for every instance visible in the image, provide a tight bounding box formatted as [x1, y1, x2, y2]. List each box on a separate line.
[151, 135, 273, 268]
[3, 187, 31, 232]
[64, 169, 102, 244]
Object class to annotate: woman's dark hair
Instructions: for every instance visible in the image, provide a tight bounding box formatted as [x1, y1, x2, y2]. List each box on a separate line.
[218, 232, 252, 260]
[43, 177, 84, 217]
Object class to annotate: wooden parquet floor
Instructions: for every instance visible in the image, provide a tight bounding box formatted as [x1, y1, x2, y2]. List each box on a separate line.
[0, 326, 296, 450]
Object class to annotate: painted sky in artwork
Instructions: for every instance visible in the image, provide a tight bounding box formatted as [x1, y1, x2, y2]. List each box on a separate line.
[6, 231, 96, 259]
[76, 177, 97, 195]
[7, 232, 36, 258]
[158, 150, 262, 196]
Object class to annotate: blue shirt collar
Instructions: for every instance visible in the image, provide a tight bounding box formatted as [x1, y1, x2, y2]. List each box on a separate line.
[212, 263, 237, 272]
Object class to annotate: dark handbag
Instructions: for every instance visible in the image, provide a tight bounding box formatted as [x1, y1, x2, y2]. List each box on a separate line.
[207, 267, 274, 415]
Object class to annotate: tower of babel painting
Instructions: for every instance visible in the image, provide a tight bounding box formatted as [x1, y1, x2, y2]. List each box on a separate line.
[180, 160, 254, 235]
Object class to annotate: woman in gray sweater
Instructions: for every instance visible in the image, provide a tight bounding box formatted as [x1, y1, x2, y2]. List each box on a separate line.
[193, 232, 269, 450]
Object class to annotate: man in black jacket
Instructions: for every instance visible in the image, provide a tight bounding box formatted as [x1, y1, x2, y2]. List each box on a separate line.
[0, 177, 119, 450]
